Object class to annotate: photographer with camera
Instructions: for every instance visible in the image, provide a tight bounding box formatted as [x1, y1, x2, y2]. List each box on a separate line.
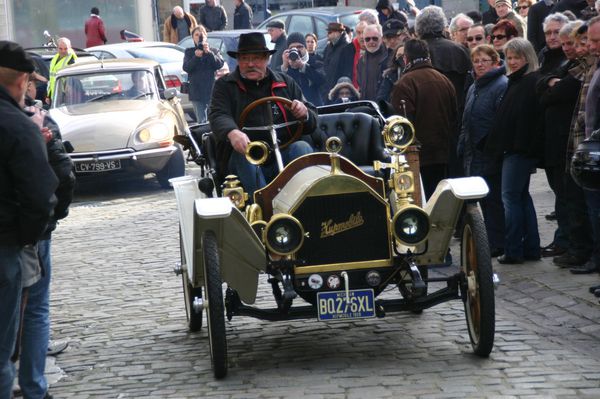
[281, 32, 325, 106]
[183, 25, 224, 122]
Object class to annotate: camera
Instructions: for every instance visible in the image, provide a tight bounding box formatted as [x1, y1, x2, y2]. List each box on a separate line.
[288, 47, 300, 62]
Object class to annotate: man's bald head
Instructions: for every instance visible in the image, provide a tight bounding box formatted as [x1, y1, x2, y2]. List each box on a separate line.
[173, 6, 184, 19]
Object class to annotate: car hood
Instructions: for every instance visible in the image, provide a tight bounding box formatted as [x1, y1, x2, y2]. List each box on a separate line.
[49, 101, 170, 153]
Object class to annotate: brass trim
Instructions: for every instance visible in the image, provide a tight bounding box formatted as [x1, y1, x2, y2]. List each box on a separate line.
[294, 258, 393, 274]
[264, 214, 305, 256]
[392, 205, 430, 246]
[382, 116, 415, 153]
[245, 140, 270, 165]
[286, 174, 393, 262]
[325, 136, 342, 153]
[250, 220, 267, 242]
[246, 203, 263, 224]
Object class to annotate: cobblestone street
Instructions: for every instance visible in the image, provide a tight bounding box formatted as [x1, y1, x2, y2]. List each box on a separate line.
[37, 171, 600, 398]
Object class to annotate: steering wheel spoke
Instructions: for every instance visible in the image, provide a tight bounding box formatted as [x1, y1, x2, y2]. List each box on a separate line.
[239, 96, 305, 151]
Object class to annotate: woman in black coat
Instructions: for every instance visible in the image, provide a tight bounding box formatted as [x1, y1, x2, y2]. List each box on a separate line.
[182, 25, 224, 122]
[484, 37, 541, 264]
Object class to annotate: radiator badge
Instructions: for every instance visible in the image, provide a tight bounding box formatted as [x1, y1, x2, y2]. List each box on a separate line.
[320, 212, 365, 238]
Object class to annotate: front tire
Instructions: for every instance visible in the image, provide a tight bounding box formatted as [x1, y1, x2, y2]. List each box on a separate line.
[180, 228, 202, 331]
[461, 203, 495, 357]
[202, 230, 228, 378]
[157, 146, 185, 188]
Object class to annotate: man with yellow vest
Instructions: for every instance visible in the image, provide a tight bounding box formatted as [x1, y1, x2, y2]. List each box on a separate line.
[47, 37, 77, 103]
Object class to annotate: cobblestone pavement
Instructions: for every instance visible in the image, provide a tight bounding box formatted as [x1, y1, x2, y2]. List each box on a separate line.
[30, 170, 600, 398]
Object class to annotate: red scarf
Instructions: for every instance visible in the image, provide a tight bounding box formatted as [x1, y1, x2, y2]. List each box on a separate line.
[352, 38, 361, 89]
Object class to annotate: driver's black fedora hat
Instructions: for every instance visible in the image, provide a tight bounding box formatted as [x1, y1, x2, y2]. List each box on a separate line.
[227, 32, 276, 59]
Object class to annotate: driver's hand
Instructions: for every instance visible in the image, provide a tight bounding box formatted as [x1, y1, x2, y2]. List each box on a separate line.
[290, 100, 308, 120]
[227, 129, 250, 154]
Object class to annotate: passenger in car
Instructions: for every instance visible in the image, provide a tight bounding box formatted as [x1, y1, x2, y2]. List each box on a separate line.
[208, 32, 316, 199]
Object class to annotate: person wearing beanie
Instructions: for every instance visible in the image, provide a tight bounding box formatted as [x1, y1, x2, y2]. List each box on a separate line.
[495, 0, 527, 37]
[282, 32, 325, 105]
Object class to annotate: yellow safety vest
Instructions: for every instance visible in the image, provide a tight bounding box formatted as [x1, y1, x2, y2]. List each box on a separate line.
[48, 50, 77, 99]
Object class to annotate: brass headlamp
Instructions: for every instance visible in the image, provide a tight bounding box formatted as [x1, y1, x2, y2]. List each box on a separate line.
[382, 115, 415, 153]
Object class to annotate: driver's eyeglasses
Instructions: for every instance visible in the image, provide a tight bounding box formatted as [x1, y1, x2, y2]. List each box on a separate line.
[467, 35, 484, 42]
[364, 36, 380, 43]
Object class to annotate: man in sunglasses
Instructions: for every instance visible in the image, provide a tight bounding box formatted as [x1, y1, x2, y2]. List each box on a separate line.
[466, 24, 490, 49]
[357, 24, 388, 101]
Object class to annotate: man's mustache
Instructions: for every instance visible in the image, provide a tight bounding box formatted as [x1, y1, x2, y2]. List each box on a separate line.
[245, 68, 263, 74]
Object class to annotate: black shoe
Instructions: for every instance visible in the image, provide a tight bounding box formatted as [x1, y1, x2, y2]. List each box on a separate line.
[490, 247, 504, 258]
[545, 211, 557, 220]
[553, 254, 587, 268]
[497, 254, 523, 264]
[570, 260, 600, 275]
[541, 242, 567, 257]
[594, 289, 600, 298]
[44, 393, 54, 399]
[525, 255, 541, 262]
[589, 284, 600, 293]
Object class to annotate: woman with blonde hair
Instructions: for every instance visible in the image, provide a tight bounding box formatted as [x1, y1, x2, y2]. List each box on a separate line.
[484, 37, 541, 264]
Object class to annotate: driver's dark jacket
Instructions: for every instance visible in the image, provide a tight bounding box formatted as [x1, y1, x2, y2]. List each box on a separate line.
[0, 86, 58, 246]
[208, 67, 317, 172]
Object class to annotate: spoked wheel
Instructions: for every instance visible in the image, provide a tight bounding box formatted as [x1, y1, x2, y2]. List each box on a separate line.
[202, 230, 228, 378]
[461, 203, 495, 357]
[180, 228, 203, 332]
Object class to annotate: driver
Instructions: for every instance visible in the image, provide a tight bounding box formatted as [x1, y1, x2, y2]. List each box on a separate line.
[208, 32, 316, 198]
[126, 70, 149, 98]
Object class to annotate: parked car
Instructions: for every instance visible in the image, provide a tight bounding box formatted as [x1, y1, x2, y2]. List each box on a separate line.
[49, 59, 189, 188]
[178, 29, 271, 72]
[257, 7, 367, 55]
[85, 41, 196, 121]
[171, 99, 499, 378]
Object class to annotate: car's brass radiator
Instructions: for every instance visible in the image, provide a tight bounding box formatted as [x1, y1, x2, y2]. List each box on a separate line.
[293, 192, 390, 267]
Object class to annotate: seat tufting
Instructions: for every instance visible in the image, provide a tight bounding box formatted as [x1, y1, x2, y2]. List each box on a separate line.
[304, 112, 388, 167]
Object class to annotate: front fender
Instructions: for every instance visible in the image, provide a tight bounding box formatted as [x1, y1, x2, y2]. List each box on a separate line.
[171, 176, 265, 304]
[415, 177, 489, 265]
[192, 198, 265, 304]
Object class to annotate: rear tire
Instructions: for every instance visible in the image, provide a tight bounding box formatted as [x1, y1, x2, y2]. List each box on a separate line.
[461, 203, 495, 357]
[202, 230, 228, 378]
[157, 146, 185, 188]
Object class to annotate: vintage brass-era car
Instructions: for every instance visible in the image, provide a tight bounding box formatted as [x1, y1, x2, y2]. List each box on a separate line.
[171, 98, 498, 379]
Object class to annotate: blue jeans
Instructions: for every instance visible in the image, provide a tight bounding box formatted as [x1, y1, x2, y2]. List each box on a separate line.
[584, 189, 600, 266]
[192, 101, 207, 123]
[19, 239, 51, 398]
[0, 245, 23, 399]
[229, 141, 313, 199]
[501, 154, 540, 259]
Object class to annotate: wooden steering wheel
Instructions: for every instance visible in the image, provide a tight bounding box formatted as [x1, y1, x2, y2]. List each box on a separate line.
[238, 96, 305, 150]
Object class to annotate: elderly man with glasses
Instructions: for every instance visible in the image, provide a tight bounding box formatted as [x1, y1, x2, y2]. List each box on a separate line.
[357, 24, 388, 101]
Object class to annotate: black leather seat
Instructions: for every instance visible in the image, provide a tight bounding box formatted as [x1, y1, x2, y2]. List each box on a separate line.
[305, 112, 388, 167]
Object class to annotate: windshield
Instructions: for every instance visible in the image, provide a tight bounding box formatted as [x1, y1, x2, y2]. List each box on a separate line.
[127, 47, 184, 63]
[53, 70, 157, 107]
[340, 13, 361, 30]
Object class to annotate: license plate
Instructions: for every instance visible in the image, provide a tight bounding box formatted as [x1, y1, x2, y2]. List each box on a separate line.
[75, 159, 121, 173]
[317, 289, 375, 321]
